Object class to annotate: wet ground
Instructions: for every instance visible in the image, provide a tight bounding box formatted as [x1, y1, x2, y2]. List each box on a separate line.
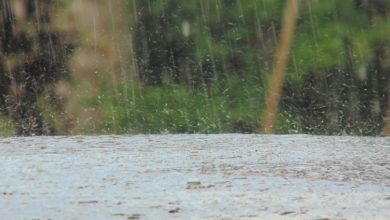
[0, 134, 389, 219]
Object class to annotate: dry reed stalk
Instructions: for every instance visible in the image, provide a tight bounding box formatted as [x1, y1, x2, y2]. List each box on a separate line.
[260, 0, 299, 133]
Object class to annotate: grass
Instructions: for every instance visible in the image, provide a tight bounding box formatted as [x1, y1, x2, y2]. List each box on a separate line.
[81, 75, 269, 134]
[0, 116, 14, 136]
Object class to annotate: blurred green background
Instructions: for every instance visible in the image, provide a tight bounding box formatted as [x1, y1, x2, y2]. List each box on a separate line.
[1, 0, 390, 136]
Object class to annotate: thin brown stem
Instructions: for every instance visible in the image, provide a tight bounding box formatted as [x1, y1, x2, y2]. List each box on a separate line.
[260, 0, 299, 133]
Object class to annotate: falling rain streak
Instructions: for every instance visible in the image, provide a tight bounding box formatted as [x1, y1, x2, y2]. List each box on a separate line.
[1, 0, 390, 136]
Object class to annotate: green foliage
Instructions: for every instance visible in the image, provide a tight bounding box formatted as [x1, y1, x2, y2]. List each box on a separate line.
[83, 74, 264, 133]
[0, 116, 14, 136]
[291, 0, 390, 82]
[85, 0, 390, 135]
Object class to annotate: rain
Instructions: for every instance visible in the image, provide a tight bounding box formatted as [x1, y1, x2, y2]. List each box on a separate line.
[0, 0, 389, 219]
[2, 0, 389, 136]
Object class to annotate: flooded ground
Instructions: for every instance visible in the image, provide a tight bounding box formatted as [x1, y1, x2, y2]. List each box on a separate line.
[0, 134, 389, 219]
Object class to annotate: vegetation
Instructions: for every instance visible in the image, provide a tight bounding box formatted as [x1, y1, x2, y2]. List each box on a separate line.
[88, 0, 390, 135]
[0, 0, 74, 135]
[84, 76, 263, 134]
[2, 0, 390, 135]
